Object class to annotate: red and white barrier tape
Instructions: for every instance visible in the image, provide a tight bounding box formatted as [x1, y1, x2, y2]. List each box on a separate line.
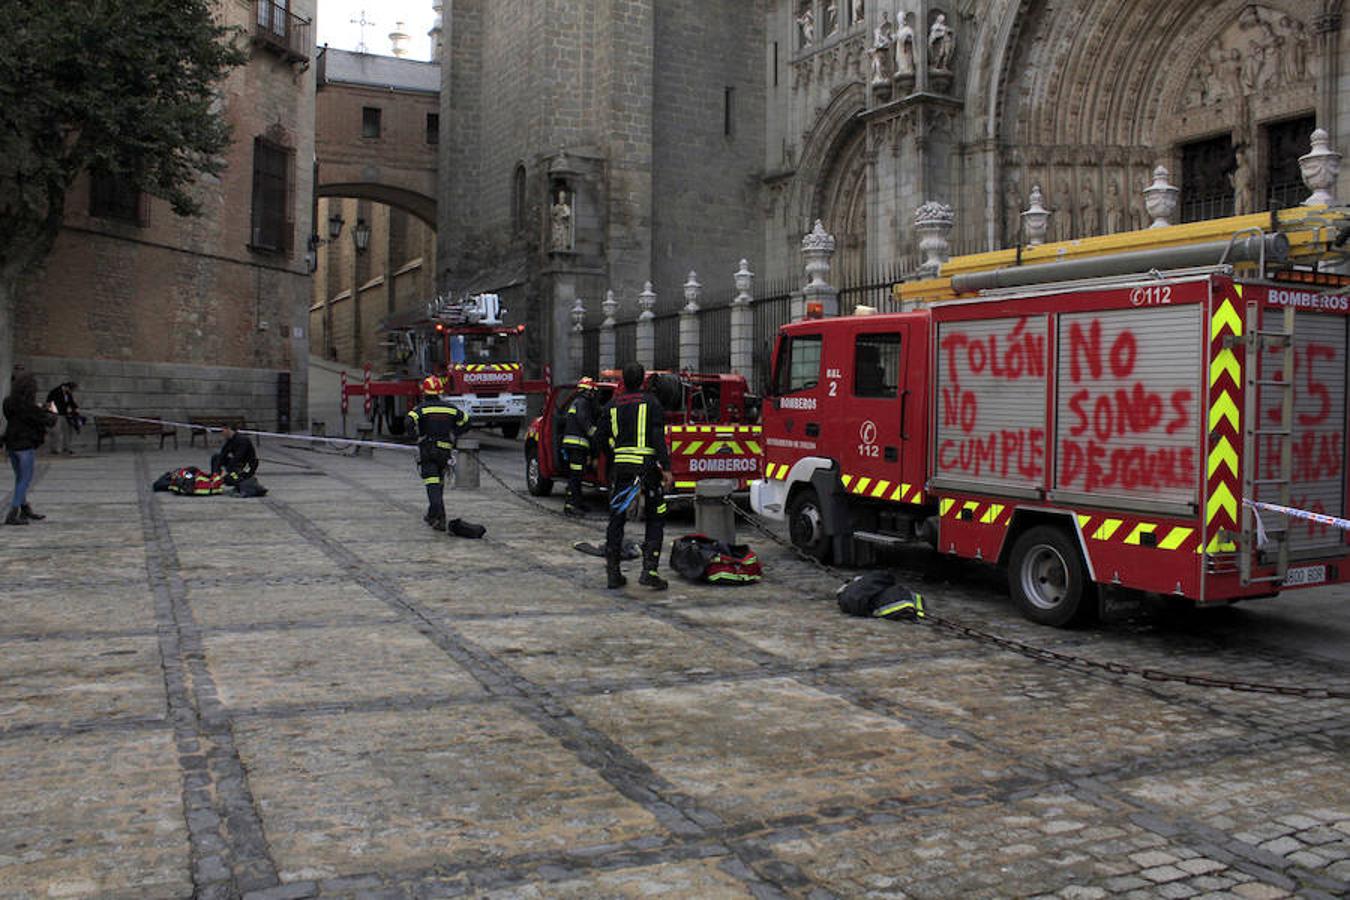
[1244, 498, 1350, 548]
[91, 413, 419, 453]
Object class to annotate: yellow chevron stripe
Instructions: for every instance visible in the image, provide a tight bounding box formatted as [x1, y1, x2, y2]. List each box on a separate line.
[746, 441, 762, 455]
[675, 481, 695, 489]
[1209, 349, 1240, 387]
[1077, 514, 1091, 529]
[980, 503, 1005, 525]
[841, 474, 854, 488]
[1210, 298, 1243, 339]
[1208, 392, 1240, 431]
[889, 484, 904, 501]
[871, 480, 890, 498]
[725, 441, 744, 455]
[940, 498, 955, 516]
[1123, 523, 1156, 545]
[855, 477, 873, 494]
[683, 441, 704, 455]
[1207, 436, 1238, 479]
[1207, 482, 1237, 523]
[1159, 527, 1193, 550]
[1093, 519, 1123, 541]
[962, 500, 979, 516]
[1202, 534, 1237, 554]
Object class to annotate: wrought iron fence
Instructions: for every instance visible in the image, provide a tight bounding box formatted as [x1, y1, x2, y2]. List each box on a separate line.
[577, 261, 912, 391]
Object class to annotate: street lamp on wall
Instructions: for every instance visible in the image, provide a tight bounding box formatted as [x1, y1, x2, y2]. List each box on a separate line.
[353, 217, 371, 253]
[305, 211, 346, 273]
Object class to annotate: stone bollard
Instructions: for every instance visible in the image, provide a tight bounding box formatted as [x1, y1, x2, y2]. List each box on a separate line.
[694, 479, 737, 545]
[355, 423, 375, 457]
[455, 438, 481, 489]
[310, 420, 326, 437]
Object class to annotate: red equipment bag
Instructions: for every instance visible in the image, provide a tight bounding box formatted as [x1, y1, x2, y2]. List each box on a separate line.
[669, 534, 762, 584]
[152, 466, 224, 496]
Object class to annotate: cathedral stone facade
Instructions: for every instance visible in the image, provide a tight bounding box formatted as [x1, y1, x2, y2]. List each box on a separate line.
[439, 0, 1349, 379]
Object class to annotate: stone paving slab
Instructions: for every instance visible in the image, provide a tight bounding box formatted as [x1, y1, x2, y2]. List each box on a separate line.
[0, 727, 189, 899]
[1, 447, 1346, 899]
[233, 707, 664, 882]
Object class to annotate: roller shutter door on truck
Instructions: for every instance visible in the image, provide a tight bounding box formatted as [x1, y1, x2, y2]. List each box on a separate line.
[1052, 305, 1203, 513]
[934, 315, 1049, 494]
[1255, 310, 1349, 556]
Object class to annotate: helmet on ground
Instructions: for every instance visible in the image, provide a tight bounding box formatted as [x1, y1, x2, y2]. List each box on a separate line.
[421, 374, 444, 395]
[576, 376, 597, 391]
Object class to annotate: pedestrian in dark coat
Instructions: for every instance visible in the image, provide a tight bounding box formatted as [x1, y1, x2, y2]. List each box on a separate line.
[45, 381, 81, 455]
[3, 375, 57, 525]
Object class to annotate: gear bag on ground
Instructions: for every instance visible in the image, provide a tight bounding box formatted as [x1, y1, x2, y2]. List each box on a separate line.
[669, 533, 763, 584]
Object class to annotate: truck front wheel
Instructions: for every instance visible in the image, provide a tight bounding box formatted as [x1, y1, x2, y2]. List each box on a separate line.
[787, 487, 831, 562]
[525, 442, 553, 496]
[500, 422, 521, 440]
[1007, 526, 1095, 627]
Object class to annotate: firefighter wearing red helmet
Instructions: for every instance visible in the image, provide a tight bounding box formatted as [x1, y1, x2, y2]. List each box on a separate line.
[405, 374, 470, 530]
[561, 376, 600, 516]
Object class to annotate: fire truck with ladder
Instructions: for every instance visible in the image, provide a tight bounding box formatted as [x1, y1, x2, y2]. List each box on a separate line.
[752, 207, 1350, 626]
[341, 293, 546, 439]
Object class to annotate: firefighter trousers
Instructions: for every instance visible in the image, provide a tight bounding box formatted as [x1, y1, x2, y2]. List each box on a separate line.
[564, 446, 589, 508]
[417, 444, 453, 521]
[606, 464, 666, 569]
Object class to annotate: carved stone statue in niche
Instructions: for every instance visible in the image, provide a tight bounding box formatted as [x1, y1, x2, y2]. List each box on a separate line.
[894, 12, 916, 79]
[797, 2, 815, 49]
[1231, 144, 1254, 216]
[870, 11, 896, 84]
[1104, 177, 1124, 234]
[850, 0, 865, 26]
[824, 0, 839, 37]
[1052, 177, 1073, 242]
[1004, 173, 1023, 244]
[929, 12, 956, 71]
[1281, 15, 1310, 82]
[1079, 173, 1099, 237]
[550, 190, 573, 252]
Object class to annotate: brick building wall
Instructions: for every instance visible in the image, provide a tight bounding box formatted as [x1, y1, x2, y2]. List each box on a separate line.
[15, 0, 317, 438]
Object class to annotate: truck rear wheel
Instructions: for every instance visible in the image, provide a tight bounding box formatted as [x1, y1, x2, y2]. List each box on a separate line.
[525, 441, 553, 496]
[787, 487, 831, 562]
[1007, 525, 1095, 627]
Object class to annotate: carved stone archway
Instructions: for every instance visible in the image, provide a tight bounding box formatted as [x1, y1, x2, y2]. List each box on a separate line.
[815, 124, 869, 287]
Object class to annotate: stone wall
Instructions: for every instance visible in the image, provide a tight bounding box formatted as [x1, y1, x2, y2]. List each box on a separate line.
[21, 355, 287, 448]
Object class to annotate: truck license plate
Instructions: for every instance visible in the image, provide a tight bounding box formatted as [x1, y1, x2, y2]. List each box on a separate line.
[1283, 565, 1327, 587]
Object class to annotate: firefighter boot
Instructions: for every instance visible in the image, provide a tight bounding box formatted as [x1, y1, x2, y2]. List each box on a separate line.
[20, 504, 45, 521]
[605, 547, 627, 589]
[638, 545, 667, 591]
[4, 507, 28, 526]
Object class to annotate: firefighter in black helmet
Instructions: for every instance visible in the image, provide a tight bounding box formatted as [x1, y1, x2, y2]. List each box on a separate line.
[594, 362, 673, 590]
[405, 375, 470, 531]
[561, 376, 600, 516]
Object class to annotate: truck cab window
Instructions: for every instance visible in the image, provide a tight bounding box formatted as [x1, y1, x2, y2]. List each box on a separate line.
[853, 333, 901, 397]
[775, 334, 822, 394]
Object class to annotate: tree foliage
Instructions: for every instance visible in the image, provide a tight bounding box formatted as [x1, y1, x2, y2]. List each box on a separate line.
[0, 0, 246, 278]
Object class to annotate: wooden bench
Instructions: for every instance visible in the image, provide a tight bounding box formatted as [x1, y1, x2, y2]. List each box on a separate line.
[189, 415, 248, 447]
[95, 416, 178, 451]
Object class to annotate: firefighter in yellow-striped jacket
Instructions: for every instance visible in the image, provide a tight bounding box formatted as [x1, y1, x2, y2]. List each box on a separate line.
[561, 377, 600, 517]
[405, 375, 470, 531]
[594, 362, 673, 590]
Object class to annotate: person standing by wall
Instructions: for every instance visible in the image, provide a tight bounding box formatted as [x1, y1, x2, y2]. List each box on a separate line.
[44, 381, 80, 455]
[3, 374, 57, 525]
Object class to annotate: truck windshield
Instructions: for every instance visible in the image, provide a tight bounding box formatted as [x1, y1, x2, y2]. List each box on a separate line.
[452, 333, 518, 364]
[774, 334, 822, 393]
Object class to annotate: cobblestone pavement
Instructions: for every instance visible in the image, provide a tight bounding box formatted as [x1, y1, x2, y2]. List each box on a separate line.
[2, 444, 1347, 900]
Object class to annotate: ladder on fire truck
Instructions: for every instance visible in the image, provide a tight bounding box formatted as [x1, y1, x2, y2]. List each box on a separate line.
[1239, 302, 1297, 586]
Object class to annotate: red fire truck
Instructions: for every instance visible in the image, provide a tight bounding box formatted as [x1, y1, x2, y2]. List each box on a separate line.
[753, 210, 1350, 625]
[341, 293, 547, 438]
[525, 371, 762, 498]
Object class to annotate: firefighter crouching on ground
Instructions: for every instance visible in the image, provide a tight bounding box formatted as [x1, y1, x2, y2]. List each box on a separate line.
[562, 376, 600, 516]
[210, 423, 258, 487]
[595, 362, 673, 590]
[406, 375, 471, 531]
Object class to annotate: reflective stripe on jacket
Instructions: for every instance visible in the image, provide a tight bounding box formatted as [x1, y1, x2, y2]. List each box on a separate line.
[596, 391, 669, 470]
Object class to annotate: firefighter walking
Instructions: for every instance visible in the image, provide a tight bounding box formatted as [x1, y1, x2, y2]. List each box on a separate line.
[595, 362, 673, 590]
[405, 375, 470, 531]
[561, 377, 600, 516]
